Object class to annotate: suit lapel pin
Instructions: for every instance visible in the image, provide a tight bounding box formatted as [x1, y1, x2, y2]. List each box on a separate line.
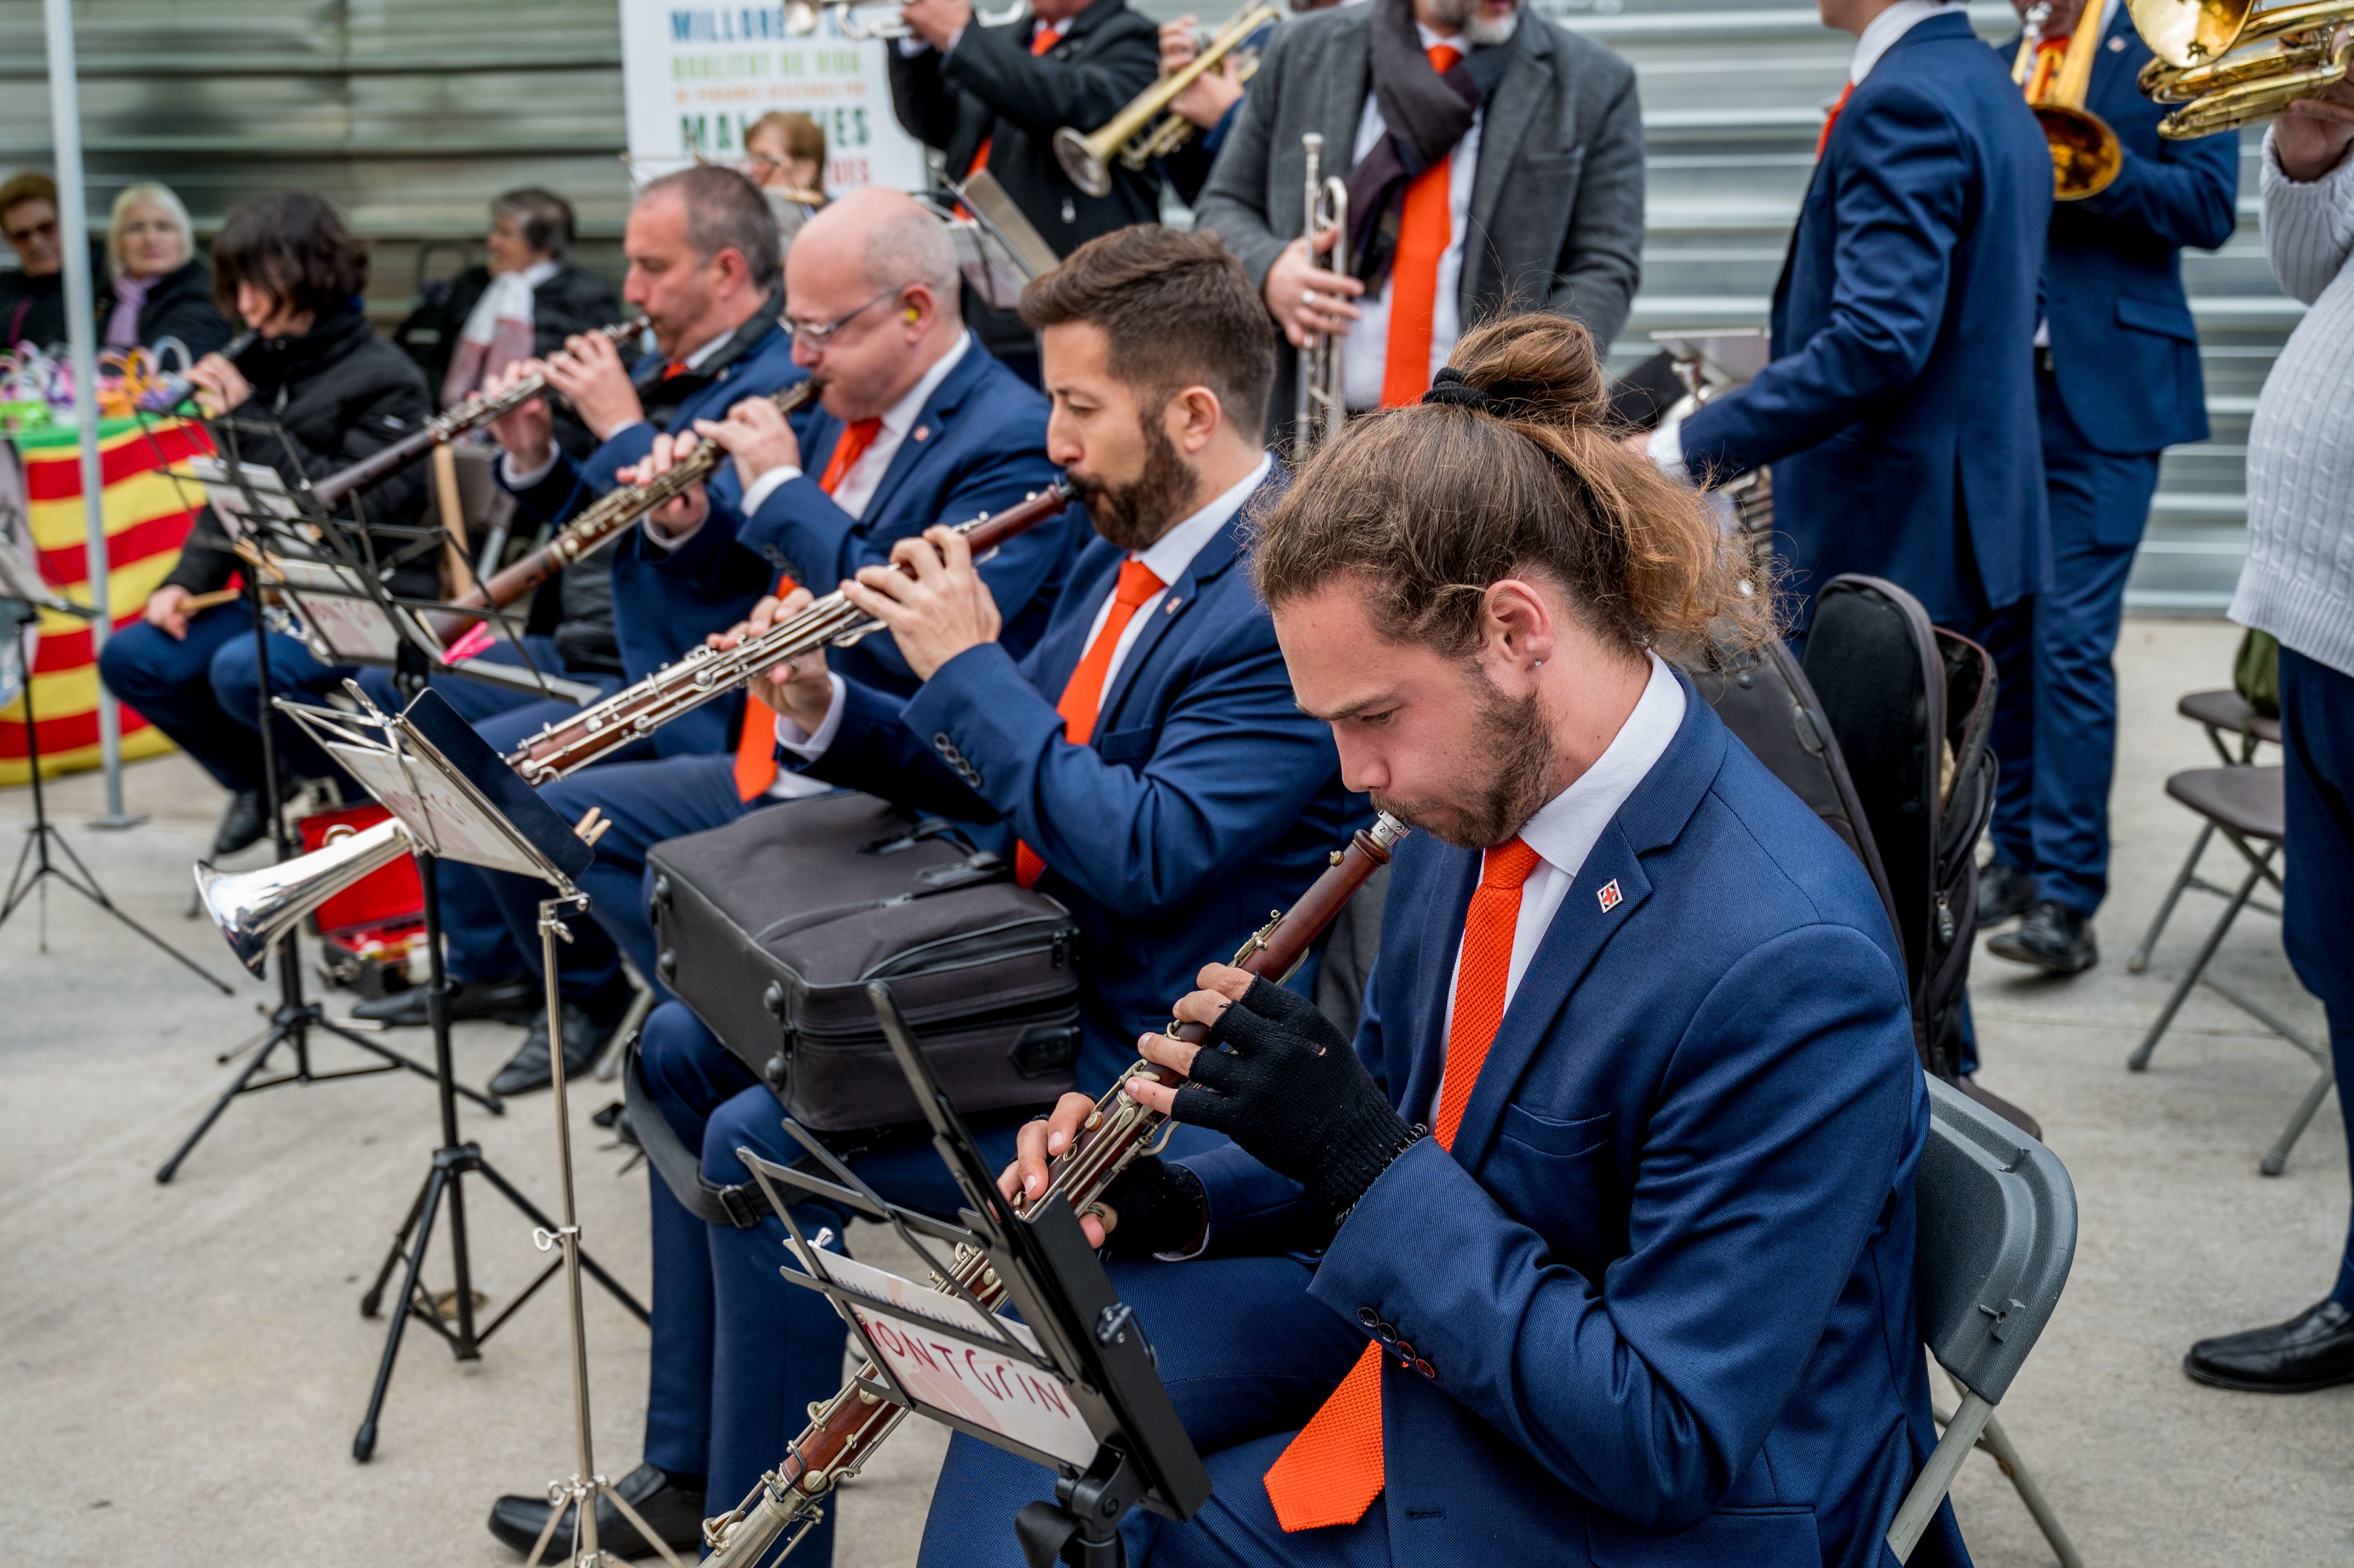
[913, 424, 930, 442]
[1597, 879, 1623, 913]
[1163, 595, 1183, 616]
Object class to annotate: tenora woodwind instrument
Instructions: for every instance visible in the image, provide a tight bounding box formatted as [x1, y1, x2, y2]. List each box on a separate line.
[505, 476, 1076, 783]
[697, 812, 1410, 1568]
[192, 479, 1075, 971]
[422, 381, 820, 645]
[311, 320, 639, 510]
[1054, 4, 1284, 198]
[2132, 0, 2354, 137]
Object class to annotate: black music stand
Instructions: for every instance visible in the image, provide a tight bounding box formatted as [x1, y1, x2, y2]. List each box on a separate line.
[740, 980, 1210, 1568]
[0, 543, 230, 989]
[279, 686, 650, 1463]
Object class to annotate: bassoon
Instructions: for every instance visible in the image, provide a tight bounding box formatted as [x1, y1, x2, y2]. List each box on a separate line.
[421, 382, 821, 644]
[697, 811, 1411, 1568]
[505, 476, 1075, 782]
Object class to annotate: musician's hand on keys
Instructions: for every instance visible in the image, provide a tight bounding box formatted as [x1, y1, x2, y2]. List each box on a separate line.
[185, 352, 253, 418]
[1001, 1093, 1116, 1248]
[899, 0, 973, 51]
[483, 358, 555, 472]
[1264, 228, 1362, 350]
[144, 584, 194, 641]
[2277, 77, 2354, 182]
[694, 396, 803, 491]
[544, 328, 644, 441]
[620, 430, 710, 537]
[839, 524, 1002, 681]
[711, 586, 833, 729]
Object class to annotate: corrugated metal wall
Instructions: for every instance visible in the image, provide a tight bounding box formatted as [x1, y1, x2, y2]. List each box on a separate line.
[3, 0, 2287, 609]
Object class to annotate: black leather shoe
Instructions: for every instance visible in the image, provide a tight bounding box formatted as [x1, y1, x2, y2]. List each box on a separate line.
[1987, 900, 2098, 974]
[349, 971, 541, 1027]
[212, 789, 271, 857]
[487, 997, 624, 1097]
[2186, 1299, 2354, 1393]
[487, 1462, 706, 1559]
[1978, 861, 2033, 925]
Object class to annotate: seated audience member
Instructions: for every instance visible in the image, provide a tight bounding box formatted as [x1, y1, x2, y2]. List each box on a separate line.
[95, 182, 233, 356]
[2, 172, 104, 351]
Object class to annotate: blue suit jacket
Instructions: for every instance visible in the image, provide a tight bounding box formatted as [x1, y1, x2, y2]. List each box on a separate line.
[1182, 688, 1963, 1568]
[2007, 10, 2238, 466]
[793, 469, 1369, 1092]
[500, 315, 808, 757]
[651, 338, 1081, 692]
[1678, 10, 2052, 625]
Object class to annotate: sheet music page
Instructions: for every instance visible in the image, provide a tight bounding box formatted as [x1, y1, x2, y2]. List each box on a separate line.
[810, 1250, 1099, 1468]
[277, 559, 404, 663]
[325, 741, 551, 879]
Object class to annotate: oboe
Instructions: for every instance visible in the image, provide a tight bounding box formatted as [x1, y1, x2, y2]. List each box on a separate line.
[424, 380, 820, 644]
[311, 320, 639, 509]
[698, 812, 1410, 1568]
[506, 476, 1075, 782]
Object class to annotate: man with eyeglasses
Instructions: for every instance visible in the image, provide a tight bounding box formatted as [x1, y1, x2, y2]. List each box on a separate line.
[454, 186, 1077, 1126]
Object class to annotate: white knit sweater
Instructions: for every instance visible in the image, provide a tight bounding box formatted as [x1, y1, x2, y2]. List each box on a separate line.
[2233, 129, 2354, 678]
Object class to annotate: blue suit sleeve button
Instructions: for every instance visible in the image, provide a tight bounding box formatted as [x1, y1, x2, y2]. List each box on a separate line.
[1357, 1306, 1380, 1328]
[1414, 1358, 1434, 1379]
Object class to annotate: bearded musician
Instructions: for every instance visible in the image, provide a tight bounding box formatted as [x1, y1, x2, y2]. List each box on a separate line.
[922, 313, 1967, 1567]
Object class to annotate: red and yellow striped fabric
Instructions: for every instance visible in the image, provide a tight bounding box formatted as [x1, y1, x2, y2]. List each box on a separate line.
[2, 417, 212, 785]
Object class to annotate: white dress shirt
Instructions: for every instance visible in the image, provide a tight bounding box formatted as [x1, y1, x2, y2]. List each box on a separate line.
[1342, 20, 1480, 411]
[737, 329, 974, 522]
[500, 322, 740, 491]
[777, 453, 1275, 759]
[1428, 652, 1685, 1122]
[1647, 0, 1968, 480]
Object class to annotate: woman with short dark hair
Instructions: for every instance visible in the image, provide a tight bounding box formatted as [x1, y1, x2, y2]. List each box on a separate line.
[97, 190, 441, 856]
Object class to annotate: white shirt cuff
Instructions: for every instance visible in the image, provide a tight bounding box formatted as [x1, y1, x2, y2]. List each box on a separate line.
[643, 511, 703, 551]
[1648, 406, 1692, 483]
[774, 673, 847, 758]
[897, 34, 933, 55]
[501, 448, 560, 491]
[739, 463, 804, 520]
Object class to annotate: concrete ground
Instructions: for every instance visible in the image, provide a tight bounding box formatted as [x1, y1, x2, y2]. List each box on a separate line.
[1, 617, 2346, 1566]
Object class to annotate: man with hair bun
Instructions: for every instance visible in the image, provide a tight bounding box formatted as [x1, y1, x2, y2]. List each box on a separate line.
[926, 312, 1965, 1567]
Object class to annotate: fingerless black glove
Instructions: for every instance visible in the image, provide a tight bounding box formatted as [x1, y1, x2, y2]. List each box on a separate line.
[1096, 1156, 1208, 1260]
[1171, 977, 1420, 1226]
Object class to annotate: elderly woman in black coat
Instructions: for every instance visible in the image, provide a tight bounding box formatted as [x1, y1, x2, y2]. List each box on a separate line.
[94, 182, 233, 357]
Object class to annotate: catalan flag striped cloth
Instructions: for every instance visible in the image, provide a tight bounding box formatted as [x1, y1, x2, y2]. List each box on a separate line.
[2, 417, 212, 786]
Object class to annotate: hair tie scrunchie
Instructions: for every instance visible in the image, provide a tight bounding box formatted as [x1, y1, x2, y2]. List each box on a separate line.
[1421, 366, 1495, 412]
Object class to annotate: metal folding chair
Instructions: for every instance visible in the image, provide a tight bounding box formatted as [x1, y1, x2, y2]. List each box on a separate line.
[1889, 1078, 2082, 1567]
[2127, 689, 2281, 974]
[2126, 765, 2333, 1173]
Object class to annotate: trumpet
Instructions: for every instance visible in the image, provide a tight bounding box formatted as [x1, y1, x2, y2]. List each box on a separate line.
[311, 320, 638, 510]
[782, 0, 1028, 40]
[2015, 2, 2124, 199]
[697, 812, 1410, 1568]
[2133, 0, 2354, 136]
[191, 483, 1079, 969]
[1054, 4, 1283, 198]
[1292, 132, 1350, 458]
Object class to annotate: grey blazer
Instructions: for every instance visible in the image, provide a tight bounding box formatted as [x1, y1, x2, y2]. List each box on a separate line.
[1195, 5, 1645, 417]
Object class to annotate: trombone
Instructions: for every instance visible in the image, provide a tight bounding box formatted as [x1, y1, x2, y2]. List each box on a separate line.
[782, 0, 1028, 41]
[2132, 0, 2354, 136]
[1053, 4, 1283, 198]
[2015, 2, 2125, 198]
[1293, 130, 1349, 458]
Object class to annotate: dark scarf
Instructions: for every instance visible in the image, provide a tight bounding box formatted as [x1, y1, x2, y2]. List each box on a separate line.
[1344, 0, 1517, 294]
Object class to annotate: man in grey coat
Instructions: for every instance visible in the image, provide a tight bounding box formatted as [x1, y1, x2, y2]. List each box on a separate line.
[1194, 0, 1643, 427]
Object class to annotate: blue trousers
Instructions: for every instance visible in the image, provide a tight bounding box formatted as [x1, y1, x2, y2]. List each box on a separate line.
[2278, 649, 2354, 1309]
[1987, 376, 2163, 913]
[918, 1252, 1371, 1567]
[97, 602, 268, 791]
[479, 754, 751, 1005]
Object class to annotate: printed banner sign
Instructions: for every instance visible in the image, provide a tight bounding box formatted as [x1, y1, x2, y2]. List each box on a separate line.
[619, 1, 929, 193]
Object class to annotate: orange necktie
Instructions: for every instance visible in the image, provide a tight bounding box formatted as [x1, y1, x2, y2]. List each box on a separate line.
[1262, 836, 1546, 1532]
[965, 25, 1065, 189]
[1815, 80, 1855, 160]
[660, 358, 691, 381]
[1379, 44, 1464, 408]
[1012, 557, 1166, 887]
[731, 415, 883, 799]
